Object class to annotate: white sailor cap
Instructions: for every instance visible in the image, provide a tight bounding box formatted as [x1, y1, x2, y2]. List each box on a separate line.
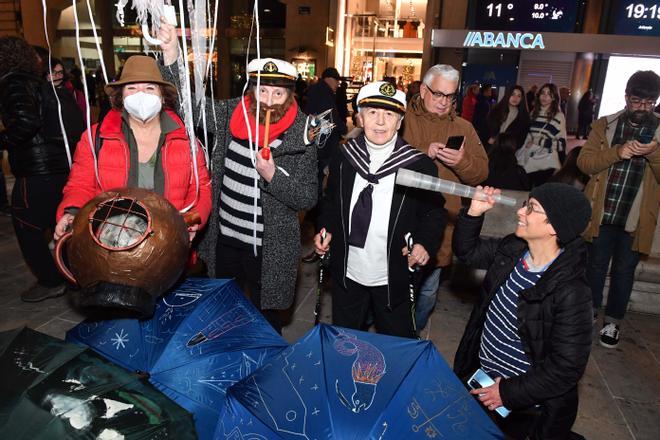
[247, 58, 297, 88]
[356, 81, 406, 114]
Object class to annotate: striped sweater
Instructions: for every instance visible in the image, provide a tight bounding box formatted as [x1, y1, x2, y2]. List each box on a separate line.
[479, 258, 542, 378]
[524, 110, 567, 153]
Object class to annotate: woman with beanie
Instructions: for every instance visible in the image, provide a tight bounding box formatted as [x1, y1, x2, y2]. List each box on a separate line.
[453, 182, 593, 440]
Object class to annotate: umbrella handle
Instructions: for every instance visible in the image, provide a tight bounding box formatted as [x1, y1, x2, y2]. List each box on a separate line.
[54, 232, 78, 285]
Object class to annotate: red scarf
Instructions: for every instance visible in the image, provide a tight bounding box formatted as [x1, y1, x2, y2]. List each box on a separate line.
[229, 95, 298, 148]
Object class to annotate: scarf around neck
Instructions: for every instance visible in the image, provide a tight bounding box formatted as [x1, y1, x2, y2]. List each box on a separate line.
[229, 95, 298, 148]
[342, 134, 425, 248]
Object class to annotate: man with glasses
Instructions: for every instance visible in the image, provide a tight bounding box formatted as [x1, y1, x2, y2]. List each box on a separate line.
[403, 64, 489, 332]
[577, 70, 660, 348]
[453, 183, 593, 439]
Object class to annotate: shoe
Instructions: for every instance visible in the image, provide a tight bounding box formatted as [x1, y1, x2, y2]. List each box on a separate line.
[302, 251, 321, 264]
[599, 322, 620, 348]
[20, 284, 66, 302]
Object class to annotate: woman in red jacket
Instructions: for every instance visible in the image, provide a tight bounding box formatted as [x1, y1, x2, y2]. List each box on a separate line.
[54, 55, 211, 240]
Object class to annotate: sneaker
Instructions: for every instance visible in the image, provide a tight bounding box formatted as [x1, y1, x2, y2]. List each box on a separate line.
[599, 322, 620, 348]
[20, 284, 66, 303]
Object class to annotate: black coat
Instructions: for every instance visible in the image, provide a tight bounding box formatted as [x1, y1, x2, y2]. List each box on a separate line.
[318, 135, 446, 309]
[0, 72, 84, 177]
[452, 209, 592, 440]
[486, 109, 530, 150]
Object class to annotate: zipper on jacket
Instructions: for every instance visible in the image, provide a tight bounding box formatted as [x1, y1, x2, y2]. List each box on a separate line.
[386, 190, 407, 310]
[340, 162, 348, 289]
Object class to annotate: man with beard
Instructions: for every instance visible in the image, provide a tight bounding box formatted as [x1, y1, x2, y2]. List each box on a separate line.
[313, 82, 445, 338]
[158, 24, 317, 333]
[577, 70, 660, 348]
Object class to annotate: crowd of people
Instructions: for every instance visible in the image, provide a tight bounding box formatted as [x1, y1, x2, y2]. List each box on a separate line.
[1, 24, 659, 440]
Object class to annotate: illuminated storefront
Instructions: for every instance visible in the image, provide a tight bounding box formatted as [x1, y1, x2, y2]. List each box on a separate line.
[335, 0, 427, 88]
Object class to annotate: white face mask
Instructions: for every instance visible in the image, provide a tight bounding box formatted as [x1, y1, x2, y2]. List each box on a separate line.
[123, 92, 162, 122]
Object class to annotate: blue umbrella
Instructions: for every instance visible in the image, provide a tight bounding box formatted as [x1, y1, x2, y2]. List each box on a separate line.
[66, 278, 288, 439]
[214, 324, 503, 439]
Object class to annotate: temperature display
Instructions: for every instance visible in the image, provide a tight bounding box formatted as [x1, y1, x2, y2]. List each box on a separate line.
[474, 0, 578, 32]
[611, 1, 660, 35]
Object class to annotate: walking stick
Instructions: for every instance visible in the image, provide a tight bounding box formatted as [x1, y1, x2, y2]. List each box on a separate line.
[313, 228, 327, 325]
[405, 232, 419, 336]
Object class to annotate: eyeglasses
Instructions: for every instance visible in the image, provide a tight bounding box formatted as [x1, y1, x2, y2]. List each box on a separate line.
[424, 84, 456, 102]
[628, 96, 657, 108]
[522, 200, 546, 216]
[51, 69, 64, 77]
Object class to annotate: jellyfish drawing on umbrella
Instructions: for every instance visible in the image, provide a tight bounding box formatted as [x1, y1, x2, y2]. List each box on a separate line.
[334, 331, 387, 414]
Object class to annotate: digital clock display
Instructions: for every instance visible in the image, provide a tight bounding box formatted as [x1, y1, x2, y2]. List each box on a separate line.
[611, 1, 660, 36]
[473, 1, 579, 32]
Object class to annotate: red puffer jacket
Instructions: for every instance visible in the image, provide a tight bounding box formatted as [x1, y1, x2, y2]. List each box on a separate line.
[56, 108, 211, 227]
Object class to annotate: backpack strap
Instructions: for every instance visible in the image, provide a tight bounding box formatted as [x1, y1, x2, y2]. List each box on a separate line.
[94, 120, 103, 157]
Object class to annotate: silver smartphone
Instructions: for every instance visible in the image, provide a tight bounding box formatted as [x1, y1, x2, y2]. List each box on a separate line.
[467, 368, 511, 418]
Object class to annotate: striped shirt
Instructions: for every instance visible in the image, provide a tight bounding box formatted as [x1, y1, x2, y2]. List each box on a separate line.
[218, 137, 281, 248]
[524, 110, 567, 154]
[479, 258, 542, 379]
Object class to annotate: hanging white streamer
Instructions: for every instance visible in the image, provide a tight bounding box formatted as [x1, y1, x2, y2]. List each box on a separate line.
[238, 1, 263, 256]
[72, 1, 101, 185]
[85, 0, 109, 85]
[40, 0, 73, 169]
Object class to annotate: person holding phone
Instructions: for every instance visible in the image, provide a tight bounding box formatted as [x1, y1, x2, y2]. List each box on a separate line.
[453, 183, 593, 440]
[403, 64, 489, 332]
[577, 70, 660, 349]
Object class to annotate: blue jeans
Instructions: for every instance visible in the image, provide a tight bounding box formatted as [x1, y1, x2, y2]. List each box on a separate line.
[588, 225, 640, 321]
[415, 267, 442, 330]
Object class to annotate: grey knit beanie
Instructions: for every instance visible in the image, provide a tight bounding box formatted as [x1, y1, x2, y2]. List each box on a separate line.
[529, 183, 592, 244]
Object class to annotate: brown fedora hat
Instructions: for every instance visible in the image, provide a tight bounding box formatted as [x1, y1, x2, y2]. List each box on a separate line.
[104, 55, 177, 96]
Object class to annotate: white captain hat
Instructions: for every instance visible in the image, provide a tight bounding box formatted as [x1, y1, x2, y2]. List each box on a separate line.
[247, 58, 297, 88]
[356, 81, 407, 114]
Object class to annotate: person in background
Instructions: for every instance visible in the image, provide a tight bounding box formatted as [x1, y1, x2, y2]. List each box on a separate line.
[485, 85, 530, 150]
[302, 66, 347, 263]
[549, 147, 589, 191]
[577, 90, 596, 140]
[482, 133, 530, 191]
[313, 81, 445, 338]
[45, 58, 86, 137]
[0, 37, 77, 302]
[473, 83, 493, 144]
[454, 183, 592, 440]
[159, 20, 318, 333]
[526, 85, 537, 113]
[336, 79, 349, 124]
[294, 73, 307, 108]
[461, 83, 479, 123]
[520, 83, 567, 186]
[577, 70, 660, 349]
[406, 80, 421, 104]
[403, 64, 489, 332]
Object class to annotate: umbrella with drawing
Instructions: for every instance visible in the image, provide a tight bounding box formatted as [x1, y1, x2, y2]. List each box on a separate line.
[215, 324, 503, 439]
[66, 277, 288, 439]
[0, 326, 196, 439]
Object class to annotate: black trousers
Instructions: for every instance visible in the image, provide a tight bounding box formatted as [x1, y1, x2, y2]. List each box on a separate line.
[215, 241, 282, 334]
[11, 174, 67, 287]
[332, 277, 415, 338]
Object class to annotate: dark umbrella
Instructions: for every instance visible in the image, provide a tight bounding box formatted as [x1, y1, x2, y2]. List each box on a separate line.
[0, 326, 196, 439]
[215, 324, 503, 439]
[66, 278, 288, 439]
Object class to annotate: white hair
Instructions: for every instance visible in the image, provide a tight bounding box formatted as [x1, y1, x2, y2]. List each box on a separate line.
[422, 64, 460, 87]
